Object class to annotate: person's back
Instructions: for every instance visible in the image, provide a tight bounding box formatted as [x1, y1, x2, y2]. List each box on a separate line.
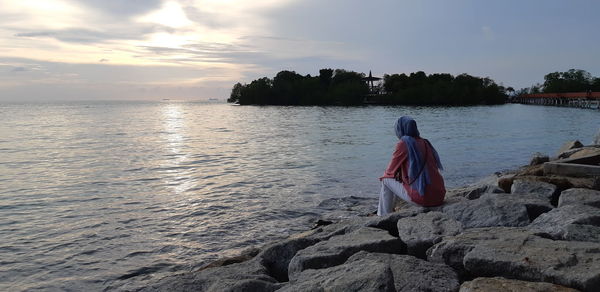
[395, 138, 445, 207]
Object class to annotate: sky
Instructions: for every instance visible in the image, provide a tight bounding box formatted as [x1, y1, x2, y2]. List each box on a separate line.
[1, 0, 599, 101]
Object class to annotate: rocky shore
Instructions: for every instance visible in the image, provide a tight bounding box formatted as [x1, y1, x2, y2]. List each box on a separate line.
[136, 133, 600, 292]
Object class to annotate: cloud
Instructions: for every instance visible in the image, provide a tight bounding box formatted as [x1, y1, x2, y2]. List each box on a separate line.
[13, 26, 174, 44]
[69, 0, 164, 17]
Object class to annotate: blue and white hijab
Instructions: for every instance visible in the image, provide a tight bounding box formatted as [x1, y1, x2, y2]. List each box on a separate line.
[394, 116, 443, 196]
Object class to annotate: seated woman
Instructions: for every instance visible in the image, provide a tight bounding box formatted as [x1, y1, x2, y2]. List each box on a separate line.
[378, 116, 446, 216]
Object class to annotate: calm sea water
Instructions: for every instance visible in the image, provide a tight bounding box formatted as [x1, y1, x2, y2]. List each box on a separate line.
[0, 102, 598, 291]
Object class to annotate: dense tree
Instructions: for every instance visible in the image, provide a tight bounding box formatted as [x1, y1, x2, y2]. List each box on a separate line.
[380, 72, 506, 105]
[228, 69, 506, 106]
[227, 69, 368, 106]
[542, 69, 594, 93]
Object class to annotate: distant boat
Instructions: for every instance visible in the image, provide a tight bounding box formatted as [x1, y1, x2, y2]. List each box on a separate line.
[208, 98, 219, 101]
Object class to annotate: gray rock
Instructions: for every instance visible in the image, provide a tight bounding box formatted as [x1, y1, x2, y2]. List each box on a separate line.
[557, 140, 584, 158]
[365, 206, 426, 236]
[459, 277, 580, 292]
[560, 224, 600, 243]
[442, 193, 552, 229]
[529, 204, 600, 242]
[511, 178, 559, 204]
[486, 192, 555, 220]
[287, 227, 404, 280]
[345, 251, 460, 292]
[257, 222, 349, 281]
[278, 254, 396, 292]
[447, 183, 505, 200]
[568, 146, 600, 159]
[317, 196, 379, 220]
[427, 227, 600, 292]
[558, 188, 600, 208]
[530, 152, 550, 166]
[137, 258, 279, 292]
[397, 211, 463, 258]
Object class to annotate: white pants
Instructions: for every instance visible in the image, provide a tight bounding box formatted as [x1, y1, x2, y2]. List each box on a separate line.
[377, 178, 414, 216]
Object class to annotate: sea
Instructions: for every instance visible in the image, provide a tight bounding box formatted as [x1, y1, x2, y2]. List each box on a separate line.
[0, 101, 598, 291]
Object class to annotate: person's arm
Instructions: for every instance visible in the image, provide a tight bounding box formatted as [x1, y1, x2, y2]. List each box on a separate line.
[380, 141, 407, 180]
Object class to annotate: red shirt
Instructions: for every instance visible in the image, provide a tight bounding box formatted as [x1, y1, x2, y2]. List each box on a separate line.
[380, 139, 446, 206]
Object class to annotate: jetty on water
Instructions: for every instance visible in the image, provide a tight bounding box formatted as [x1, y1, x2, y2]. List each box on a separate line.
[513, 92, 600, 109]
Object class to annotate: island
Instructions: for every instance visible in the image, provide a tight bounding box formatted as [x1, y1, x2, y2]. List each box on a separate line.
[227, 69, 508, 106]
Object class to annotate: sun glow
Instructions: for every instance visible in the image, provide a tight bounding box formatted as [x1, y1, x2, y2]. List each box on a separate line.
[138, 1, 193, 28]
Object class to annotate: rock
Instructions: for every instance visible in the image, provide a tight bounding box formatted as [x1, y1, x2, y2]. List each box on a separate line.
[278, 254, 396, 292]
[594, 129, 600, 145]
[498, 174, 516, 193]
[459, 277, 580, 292]
[569, 146, 600, 159]
[257, 222, 348, 281]
[529, 204, 600, 242]
[442, 193, 551, 229]
[347, 251, 460, 292]
[530, 152, 550, 166]
[362, 206, 427, 237]
[557, 140, 584, 158]
[512, 175, 600, 192]
[138, 258, 279, 292]
[511, 178, 558, 204]
[427, 227, 600, 292]
[558, 224, 600, 243]
[287, 227, 404, 280]
[317, 196, 379, 220]
[490, 193, 554, 220]
[199, 247, 260, 270]
[397, 212, 463, 258]
[558, 188, 600, 208]
[447, 184, 505, 200]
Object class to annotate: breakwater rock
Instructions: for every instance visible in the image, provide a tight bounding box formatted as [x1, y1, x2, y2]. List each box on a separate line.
[137, 139, 600, 292]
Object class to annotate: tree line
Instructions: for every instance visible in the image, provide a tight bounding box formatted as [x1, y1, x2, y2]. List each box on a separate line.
[227, 69, 508, 106]
[517, 69, 600, 95]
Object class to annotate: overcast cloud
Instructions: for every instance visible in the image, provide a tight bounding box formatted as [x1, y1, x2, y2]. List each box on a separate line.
[0, 0, 599, 101]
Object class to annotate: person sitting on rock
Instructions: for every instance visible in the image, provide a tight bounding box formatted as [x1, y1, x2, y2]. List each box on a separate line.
[378, 116, 446, 215]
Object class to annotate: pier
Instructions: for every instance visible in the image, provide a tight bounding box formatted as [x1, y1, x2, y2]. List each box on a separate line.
[513, 92, 600, 109]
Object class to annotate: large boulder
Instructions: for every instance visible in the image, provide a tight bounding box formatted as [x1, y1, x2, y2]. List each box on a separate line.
[287, 227, 404, 280]
[350, 251, 459, 292]
[529, 204, 600, 243]
[257, 221, 350, 281]
[317, 196, 379, 220]
[446, 184, 505, 200]
[558, 188, 600, 208]
[278, 255, 396, 292]
[396, 211, 463, 258]
[427, 227, 600, 292]
[569, 146, 600, 159]
[557, 140, 584, 158]
[281, 251, 461, 292]
[511, 175, 600, 192]
[529, 152, 550, 166]
[442, 193, 552, 228]
[361, 206, 427, 237]
[511, 178, 558, 204]
[137, 258, 279, 292]
[459, 277, 579, 292]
